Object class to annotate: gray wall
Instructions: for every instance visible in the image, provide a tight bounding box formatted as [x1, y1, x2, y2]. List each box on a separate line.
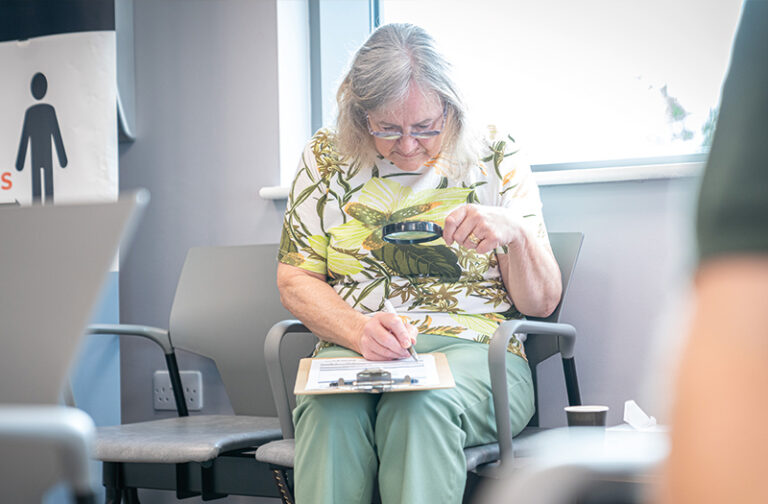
[118, 0, 284, 501]
[535, 176, 699, 427]
[119, 0, 284, 330]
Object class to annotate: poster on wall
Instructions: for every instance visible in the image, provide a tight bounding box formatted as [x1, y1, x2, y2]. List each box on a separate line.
[0, 1, 117, 206]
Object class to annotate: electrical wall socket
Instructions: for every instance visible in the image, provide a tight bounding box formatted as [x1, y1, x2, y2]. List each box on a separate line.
[153, 370, 203, 411]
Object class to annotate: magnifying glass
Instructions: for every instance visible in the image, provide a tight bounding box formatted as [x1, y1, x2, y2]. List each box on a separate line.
[381, 221, 443, 245]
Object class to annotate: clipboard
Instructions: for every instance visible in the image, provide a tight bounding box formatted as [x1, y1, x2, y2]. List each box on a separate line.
[294, 352, 455, 395]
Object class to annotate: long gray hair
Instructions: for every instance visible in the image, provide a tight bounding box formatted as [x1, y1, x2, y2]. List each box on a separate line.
[336, 23, 479, 180]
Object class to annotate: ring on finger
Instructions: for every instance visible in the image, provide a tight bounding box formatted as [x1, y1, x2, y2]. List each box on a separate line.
[468, 232, 480, 245]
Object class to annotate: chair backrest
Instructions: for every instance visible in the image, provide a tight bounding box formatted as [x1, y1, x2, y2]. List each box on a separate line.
[532, 232, 584, 325]
[523, 231, 584, 426]
[168, 244, 309, 416]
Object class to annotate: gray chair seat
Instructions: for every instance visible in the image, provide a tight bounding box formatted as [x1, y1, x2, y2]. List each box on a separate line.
[255, 427, 544, 472]
[254, 439, 296, 468]
[464, 427, 542, 471]
[96, 415, 281, 463]
[87, 245, 295, 502]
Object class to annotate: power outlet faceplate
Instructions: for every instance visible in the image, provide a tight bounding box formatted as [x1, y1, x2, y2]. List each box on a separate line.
[153, 370, 203, 411]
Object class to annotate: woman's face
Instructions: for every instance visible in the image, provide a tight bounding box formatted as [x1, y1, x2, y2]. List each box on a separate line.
[367, 86, 445, 172]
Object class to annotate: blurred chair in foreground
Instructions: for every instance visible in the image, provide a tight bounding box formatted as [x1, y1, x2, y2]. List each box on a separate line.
[0, 194, 145, 502]
[477, 427, 667, 504]
[0, 405, 96, 504]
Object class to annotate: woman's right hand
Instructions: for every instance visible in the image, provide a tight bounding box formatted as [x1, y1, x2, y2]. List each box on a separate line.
[356, 313, 418, 361]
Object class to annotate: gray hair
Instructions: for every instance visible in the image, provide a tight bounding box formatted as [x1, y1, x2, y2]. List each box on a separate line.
[336, 23, 479, 180]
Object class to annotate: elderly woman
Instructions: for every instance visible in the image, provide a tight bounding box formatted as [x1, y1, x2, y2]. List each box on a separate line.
[277, 23, 561, 504]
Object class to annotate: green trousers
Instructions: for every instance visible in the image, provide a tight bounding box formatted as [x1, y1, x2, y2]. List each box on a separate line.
[293, 334, 535, 504]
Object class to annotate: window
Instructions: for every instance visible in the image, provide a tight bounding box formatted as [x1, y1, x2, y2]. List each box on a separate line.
[276, 0, 374, 187]
[379, 0, 743, 168]
[265, 0, 742, 198]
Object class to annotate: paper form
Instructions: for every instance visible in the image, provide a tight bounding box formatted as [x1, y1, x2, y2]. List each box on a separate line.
[305, 354, 439, 391]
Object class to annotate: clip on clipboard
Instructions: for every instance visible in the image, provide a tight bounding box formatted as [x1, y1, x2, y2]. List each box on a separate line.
[294, 353, 455, 395]
[330, 368, 415, 393]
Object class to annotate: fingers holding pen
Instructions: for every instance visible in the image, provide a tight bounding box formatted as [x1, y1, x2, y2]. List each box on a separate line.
[357, 312, 421, 360]
[379, 313, 415, 349]
[362, 337, 402, 361]
[359, 313, 411, 360]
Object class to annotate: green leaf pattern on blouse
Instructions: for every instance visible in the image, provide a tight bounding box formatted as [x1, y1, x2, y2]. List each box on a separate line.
[279, 128, 551, 359]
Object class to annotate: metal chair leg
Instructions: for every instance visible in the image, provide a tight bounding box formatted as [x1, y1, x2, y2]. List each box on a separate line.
[562, 357, 582, 406]
[102, 462, 123, 504]
[104, 487, 122, 504]
[269, 466, 294, 504]
[74, 492, 96, 504]
[123, 488, 140, 504]
[201, 460, 227, 501]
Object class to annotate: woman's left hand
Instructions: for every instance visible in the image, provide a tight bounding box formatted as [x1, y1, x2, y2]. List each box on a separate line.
[442, 204, 521, 254]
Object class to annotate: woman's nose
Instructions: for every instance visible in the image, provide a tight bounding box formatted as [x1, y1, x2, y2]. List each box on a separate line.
[398, 134, 419, 151]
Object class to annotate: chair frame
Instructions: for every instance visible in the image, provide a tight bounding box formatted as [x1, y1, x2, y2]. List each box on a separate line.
[260, 232, 584, 503]
[83, 244, 294, 503]
[87, 325, 282, 503]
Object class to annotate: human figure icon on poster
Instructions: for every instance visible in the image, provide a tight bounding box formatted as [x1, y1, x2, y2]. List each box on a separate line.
[15, 72, 68, 203]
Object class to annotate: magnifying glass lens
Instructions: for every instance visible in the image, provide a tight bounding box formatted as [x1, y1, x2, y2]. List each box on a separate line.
[386, 230, 436, 240]
[382, 221, 443, 245]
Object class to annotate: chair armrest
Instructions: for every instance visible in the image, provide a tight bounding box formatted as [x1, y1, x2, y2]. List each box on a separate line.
[87, 323, 187, 417]
[265, 320, 310, 439]
[489, 319, 577, 470]
[88, 323, 172, 354]
[0, 405, 95, 499]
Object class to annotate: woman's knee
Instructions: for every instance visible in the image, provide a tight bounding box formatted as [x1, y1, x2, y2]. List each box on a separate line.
[294, 394, 376, 434]
[376, 389, 463, 436]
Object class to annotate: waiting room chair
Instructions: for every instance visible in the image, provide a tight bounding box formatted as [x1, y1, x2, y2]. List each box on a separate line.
[255, 232, 584, 503]
[87, 244, 297, 503]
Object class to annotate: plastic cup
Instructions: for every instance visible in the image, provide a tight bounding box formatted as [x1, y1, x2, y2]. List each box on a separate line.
[564, 405, 609, 427]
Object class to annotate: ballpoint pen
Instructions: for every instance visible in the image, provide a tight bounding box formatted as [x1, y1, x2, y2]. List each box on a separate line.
[382, 299, 419, 362]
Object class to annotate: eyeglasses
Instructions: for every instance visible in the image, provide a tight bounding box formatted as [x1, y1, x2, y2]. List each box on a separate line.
[366, 105, 447, 141]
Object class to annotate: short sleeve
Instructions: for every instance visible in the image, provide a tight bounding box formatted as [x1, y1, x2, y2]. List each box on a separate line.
[278, 139, 329, 275]
[487, 138, 549, 244]
[697, 0, 768, 262]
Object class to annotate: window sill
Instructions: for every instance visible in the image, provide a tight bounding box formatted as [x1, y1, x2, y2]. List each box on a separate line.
[259, 185, 292, 200]
[259, 161, 704, 200]
[532, 161, 703, 187]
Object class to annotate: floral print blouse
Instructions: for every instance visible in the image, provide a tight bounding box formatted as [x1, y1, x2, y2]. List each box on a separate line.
[278, 129, 552, 359]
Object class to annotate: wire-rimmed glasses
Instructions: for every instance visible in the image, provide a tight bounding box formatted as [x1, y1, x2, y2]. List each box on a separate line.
[366, 105, 447, 141]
